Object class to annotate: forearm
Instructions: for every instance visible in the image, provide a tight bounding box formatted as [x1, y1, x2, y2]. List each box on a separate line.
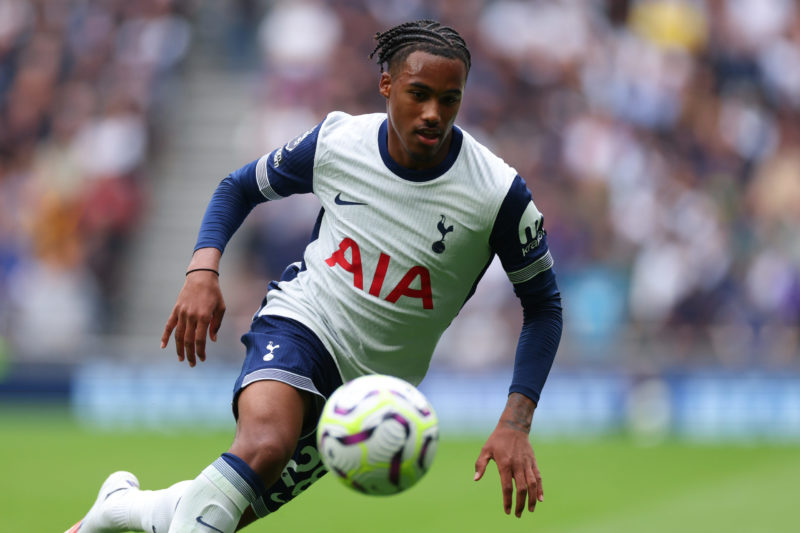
[498, 392, 536, 434]
[188, 247, 222, 271]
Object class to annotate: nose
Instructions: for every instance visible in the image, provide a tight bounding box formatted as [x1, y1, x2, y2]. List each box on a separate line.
[421, 100, 440, 125]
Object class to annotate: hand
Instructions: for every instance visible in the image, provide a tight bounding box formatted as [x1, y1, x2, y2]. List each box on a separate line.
[474, 393, 542, 517]
[160, 268, 226, 367]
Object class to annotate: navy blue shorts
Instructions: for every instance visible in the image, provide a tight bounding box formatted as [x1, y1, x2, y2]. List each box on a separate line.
[233, 313, 343, 517]
[234, 314, 343, 434]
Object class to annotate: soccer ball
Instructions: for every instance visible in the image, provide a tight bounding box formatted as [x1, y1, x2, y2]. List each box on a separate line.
[317, 374, 439, 495]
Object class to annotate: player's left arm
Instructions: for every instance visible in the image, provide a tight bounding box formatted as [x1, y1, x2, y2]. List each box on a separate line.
[474, 175, 563, 517]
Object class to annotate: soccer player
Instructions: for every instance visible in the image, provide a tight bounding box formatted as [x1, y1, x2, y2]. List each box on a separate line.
[66, 19, 562, 533]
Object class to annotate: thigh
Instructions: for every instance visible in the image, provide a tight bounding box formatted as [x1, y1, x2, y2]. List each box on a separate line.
[228, 379, 311, 490]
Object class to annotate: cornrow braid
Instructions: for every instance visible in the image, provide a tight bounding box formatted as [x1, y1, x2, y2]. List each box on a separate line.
[369, 19, 471, 74]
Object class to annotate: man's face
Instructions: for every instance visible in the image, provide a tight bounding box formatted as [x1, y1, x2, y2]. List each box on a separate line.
[379, 50, 467, 170]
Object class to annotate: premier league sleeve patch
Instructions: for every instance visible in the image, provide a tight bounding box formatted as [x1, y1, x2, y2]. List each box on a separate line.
[491, 176, 555, 285]
[517, 200, 544, 256]
[258, 121, 325, 198]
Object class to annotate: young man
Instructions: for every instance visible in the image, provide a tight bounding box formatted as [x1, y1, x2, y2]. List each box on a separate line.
[67, 19, 562, 533]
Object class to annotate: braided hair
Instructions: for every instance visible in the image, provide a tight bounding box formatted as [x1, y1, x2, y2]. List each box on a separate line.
[369, 20, 471, 74]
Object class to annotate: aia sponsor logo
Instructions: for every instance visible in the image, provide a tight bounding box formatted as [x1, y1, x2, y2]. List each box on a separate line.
[324, 238, 433, 309]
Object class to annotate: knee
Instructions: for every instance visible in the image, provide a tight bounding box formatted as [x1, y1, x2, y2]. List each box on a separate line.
[230, 431, 295, 483]
[229, 380, 310, 485]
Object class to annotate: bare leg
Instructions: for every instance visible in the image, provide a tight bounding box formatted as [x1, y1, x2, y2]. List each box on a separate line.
[167, 380, 311, 532]
[229, 379, 312, 485]
[235, 508, 258, 531]
[232, 380, 312, 530]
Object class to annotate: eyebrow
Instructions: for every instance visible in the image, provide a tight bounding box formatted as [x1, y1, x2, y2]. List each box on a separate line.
[408, 82, 462, 95]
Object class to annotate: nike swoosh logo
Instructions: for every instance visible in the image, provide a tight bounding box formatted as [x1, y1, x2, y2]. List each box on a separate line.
[103, 487, 128, 501]
[334, 193, 367, 206]
[196, 516, 224, 533]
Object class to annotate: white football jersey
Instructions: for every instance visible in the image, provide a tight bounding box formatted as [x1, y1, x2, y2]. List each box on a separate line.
[253, 112, 549, 385]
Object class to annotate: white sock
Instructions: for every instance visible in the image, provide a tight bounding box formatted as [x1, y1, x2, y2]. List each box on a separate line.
[167, 459, 258, 533]
[124, 480, 192, 533]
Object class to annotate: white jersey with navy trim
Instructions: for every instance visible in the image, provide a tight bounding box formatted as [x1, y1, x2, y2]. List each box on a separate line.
[253, 111, 550, 385]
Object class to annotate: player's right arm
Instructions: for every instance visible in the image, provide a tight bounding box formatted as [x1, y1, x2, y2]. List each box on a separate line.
[161, 120, 324, 365]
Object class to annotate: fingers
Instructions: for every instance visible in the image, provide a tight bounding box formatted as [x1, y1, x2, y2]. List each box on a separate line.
[174, 313, 186, 362]
[181, 314, 214, 366]
[182, 316, 197, 366]
[475, 451, 542, 517]
[526, 464, 538, 514]
[500, 466, 513, 515]
[194, 317, 209, 362]
[163, 303, 222, 366]
[167, 310, 202, 366]
[161, 310, 178, 349]
[535, 462, 544, 503]
[514, 468, 529, 518]
[209, 305, 225, 342]
[509, 462, 543, 517]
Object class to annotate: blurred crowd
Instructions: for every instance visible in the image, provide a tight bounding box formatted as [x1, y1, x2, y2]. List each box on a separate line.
[2, 0, 799, 372]
[0, 0, 190, 355]
[233, 0, 800, 373]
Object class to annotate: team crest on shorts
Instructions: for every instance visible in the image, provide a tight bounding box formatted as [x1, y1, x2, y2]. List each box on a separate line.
[263, 341, 280, 361]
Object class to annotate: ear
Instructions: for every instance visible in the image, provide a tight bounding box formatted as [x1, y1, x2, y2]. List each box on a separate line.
[379, 72, 391, 99]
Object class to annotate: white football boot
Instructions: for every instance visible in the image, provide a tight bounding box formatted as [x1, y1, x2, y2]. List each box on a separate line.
[64, 471, 140, 533]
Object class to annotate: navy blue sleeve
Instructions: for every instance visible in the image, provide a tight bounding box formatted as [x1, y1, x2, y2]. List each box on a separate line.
[194, 159, 266, 253]
[513, 282, 563, 405]
[193, 121, 323, 253]
[261, 121, 322, 198]
[490, 175, 563, 405]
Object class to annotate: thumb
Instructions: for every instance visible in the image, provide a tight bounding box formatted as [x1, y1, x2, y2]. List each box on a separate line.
[209, 306, 225, 342]
[474, 452, 489, 481]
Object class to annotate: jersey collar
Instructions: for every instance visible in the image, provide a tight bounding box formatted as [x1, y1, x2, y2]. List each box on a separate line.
[378, 119, 463, 182]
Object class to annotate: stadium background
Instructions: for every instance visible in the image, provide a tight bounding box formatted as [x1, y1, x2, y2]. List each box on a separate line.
[1, 0, 799, 531]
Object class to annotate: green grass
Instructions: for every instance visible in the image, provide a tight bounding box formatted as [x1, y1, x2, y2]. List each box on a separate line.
[2, 406, 798, 532]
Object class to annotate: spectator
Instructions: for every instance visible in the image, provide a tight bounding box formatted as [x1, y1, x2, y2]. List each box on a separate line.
[3, 0, 798, 372]
[0, 0, 191, 357]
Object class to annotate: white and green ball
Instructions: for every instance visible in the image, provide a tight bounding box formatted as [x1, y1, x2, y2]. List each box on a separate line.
[317, 374, 439, 495]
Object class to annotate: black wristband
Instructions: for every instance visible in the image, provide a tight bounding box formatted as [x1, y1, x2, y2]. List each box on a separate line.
[185, 268, 219, 277]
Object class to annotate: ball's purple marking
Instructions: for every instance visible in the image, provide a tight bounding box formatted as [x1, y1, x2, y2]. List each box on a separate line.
[334, 467, 348, 479]
[333, 389, 380, 415]
[418, 435, 435, 469]
[389, 449, 403, 486]
[339, 427, 375, 445]
[390, 390, 407, 402]
[390, 389, 431, 416]
[383, 412, 411, 438]
[352, 480, 368, 493]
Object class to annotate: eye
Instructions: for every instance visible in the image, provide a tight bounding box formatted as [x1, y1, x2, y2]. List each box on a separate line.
[410, 90, 426, 100]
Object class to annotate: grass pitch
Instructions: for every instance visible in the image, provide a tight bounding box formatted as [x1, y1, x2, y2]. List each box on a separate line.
[2, 406, 798, 533]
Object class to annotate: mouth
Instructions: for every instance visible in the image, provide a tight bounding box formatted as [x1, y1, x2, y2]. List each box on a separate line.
[415, 128, 442, 147]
